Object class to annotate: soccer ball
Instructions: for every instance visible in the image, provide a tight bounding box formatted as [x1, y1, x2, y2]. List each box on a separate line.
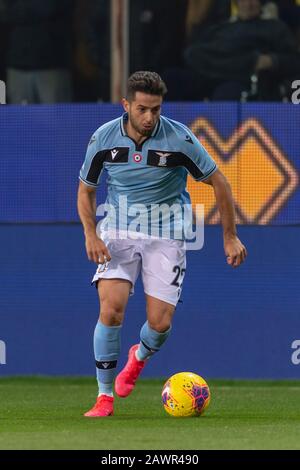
[161, 372, 210, 417]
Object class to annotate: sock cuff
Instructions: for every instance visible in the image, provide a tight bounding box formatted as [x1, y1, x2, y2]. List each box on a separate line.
[143, 322, 172, 342]
[97, 320, 122, 330]
[140, 321, 172, 351]
[146, 322, 172, 336]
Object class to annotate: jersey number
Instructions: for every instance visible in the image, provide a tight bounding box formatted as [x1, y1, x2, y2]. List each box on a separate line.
[171, 266, 186, 287]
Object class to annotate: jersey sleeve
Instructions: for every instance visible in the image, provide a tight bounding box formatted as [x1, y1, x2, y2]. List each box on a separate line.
[183, 127, 217, 181]
[79, 132, 103, 187]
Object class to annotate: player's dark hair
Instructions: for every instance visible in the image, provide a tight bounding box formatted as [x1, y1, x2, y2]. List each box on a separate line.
[126, 71, 167, 101]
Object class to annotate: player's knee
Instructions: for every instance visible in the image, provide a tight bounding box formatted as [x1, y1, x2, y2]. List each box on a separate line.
[99, 307, 124, 326]
[148, 319, 172, 334]
[148, 307, 173, 333]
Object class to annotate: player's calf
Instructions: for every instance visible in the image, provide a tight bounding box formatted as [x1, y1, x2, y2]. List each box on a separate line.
[137, 321, 171, 361]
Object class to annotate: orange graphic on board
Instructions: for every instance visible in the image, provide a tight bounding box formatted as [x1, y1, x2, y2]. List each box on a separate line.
[187, 118, 298, 224]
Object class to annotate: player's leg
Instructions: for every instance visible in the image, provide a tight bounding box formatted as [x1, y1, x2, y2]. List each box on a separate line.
[136, 295, 175, 361]
[114, 296, 175, 399]
[95, 278, 131, 394]
[84, 278, 131, 417]
[115, 239, 186, 398]
[85, 235, 142, 416]
[85, 234, 142, 415]
[137, 239, 186, 361]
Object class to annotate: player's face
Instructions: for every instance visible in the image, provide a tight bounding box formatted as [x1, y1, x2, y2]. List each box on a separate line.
[123, 92, 162, 138]
[237, 0, 261, 20]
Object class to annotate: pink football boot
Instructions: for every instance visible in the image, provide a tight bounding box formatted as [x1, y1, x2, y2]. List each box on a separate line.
[115, 344, 146, 398]
[84, 395, 114, 417]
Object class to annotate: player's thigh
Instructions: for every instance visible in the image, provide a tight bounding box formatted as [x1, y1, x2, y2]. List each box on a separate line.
[142, 239, 186, 308]
[92, 236, 142, 296]
[98, 278, 131, 326]
[145, 294, 175, 332]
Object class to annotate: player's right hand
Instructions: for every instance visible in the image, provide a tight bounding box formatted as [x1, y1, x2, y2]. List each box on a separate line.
[85, 234, 111, 264]
[224, 235, 247, 268]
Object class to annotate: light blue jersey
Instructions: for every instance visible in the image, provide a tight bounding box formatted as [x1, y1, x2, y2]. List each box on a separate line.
[79, 113, 217, 239]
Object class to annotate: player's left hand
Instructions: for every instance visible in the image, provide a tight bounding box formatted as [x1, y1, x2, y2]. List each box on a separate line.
[224, 235, 247, 268]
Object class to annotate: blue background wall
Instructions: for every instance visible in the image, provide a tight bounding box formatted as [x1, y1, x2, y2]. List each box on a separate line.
[0, 103, 299, 378]
[0, 224, 300, 378]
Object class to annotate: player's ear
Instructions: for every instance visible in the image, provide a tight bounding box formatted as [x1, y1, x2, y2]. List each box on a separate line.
[122, 98, 129, 113]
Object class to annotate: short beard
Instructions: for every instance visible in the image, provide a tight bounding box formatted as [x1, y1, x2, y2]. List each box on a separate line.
[130, 117, 154, 137]
[139, 128, 153, 137]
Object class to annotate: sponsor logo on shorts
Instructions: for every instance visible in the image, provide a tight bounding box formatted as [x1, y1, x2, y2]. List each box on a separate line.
[97, 261, 109, 273]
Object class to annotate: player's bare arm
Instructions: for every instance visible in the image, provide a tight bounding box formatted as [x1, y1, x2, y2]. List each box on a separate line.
[77, 181, 111, 264]
[203, 169, 247, 268]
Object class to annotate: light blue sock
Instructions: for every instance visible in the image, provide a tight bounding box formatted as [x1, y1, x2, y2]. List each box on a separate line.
[136, 321, 171, 361]
[94, 320, 122, 396]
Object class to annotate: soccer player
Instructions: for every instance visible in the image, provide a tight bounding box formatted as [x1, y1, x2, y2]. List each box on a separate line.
[77, 71, 247, 417]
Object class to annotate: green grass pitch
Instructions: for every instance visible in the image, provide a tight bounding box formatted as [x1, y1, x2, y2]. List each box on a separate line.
[0, 377, 300, 450]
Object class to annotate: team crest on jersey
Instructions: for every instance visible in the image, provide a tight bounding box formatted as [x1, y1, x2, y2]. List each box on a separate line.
[133, 153, 142, 163]
[156, 152, 172, 166]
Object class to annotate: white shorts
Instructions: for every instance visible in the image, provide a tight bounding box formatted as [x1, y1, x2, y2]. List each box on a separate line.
[92, 232, 186, 306]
